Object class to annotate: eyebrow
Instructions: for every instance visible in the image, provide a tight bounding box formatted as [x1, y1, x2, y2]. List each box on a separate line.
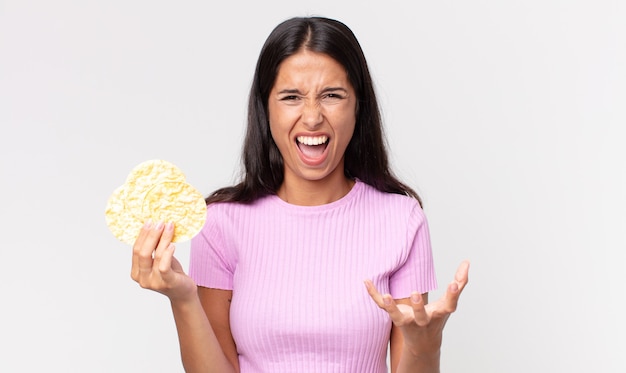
[276, 87, 348, 95]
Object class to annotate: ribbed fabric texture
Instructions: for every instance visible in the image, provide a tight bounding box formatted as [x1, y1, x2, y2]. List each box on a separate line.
[189, 180, 437, 372]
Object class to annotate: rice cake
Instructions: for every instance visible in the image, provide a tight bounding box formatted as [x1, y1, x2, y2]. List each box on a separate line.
[105, 160, 207, 244]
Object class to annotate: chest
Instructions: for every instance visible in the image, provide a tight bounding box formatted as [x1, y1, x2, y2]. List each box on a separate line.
[226, 214, 404, 365]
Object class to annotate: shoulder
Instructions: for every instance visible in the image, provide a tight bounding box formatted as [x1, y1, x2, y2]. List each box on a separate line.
[358, 182, 427, 230]
[206, 194, 274, 214]
[356, 180, 424, 216]
[202, 195, 276, 230]
[194, 196, 275, 246]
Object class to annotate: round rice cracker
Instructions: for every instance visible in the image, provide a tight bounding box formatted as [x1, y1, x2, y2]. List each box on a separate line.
[141, 181, 207, 242]
[123, 160, 187, 219]
[105, 184, 144, 245]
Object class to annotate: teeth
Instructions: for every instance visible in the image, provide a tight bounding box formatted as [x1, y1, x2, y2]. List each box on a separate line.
[297, 136, 328, 146]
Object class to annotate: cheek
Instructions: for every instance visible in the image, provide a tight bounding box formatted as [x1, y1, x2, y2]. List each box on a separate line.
[268, 108, 283, 141]
[328, 101, 356, 135]
[268, 105, 295, 132]
[335, 112, 356, 142]
[268, 120, 292, 156]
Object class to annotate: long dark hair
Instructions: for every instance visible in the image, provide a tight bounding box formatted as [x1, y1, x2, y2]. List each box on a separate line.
[207, 16, 421, 206]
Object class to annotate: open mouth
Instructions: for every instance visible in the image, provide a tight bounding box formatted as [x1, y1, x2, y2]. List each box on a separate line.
[296, 135, 329, 159]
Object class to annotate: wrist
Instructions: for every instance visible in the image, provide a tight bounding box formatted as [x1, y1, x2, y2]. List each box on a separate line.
[397, 346, 440, 373]
[169, 289, 201, 311]
[404, 345, 441, 365]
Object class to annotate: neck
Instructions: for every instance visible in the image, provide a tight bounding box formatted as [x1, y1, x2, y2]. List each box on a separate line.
[277, 173, 355, 206]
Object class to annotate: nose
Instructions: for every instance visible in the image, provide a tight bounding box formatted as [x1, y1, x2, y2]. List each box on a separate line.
[301, 100, 323, 129]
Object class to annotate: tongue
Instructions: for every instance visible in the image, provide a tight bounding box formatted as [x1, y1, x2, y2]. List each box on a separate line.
[299, 143, 326, 158]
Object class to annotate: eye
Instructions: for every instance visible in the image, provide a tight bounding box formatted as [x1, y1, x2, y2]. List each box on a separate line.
[321, 93, 344, 102]
[280, 95, 300, 101]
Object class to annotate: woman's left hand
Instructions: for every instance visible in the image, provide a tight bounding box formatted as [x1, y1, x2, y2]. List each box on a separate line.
[365, 260, 470, 358]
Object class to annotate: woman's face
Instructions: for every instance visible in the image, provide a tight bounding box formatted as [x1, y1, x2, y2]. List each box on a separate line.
[268, 50, 357, 186]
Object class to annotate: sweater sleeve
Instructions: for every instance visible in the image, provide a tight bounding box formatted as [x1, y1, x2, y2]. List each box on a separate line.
[389, 205, 438, 298]
[188, 206, 236, 290]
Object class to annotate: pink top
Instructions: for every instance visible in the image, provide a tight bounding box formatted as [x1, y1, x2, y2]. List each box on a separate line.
[189, 180, 437, 372]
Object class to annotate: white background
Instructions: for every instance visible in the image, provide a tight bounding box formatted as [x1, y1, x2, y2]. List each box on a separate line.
[1, 1, 625, 372]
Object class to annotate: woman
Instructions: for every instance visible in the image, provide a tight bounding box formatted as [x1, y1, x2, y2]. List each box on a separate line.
[131, 16, 469, 372]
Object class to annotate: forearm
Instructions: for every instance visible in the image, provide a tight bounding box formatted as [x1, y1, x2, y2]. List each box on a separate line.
[170, 296, 236, 373]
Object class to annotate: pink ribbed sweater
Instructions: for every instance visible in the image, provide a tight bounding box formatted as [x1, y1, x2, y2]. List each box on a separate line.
[189, 180, 437, 372]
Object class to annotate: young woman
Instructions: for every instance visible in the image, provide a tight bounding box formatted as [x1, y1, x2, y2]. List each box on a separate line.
[131, 16, 469, 373]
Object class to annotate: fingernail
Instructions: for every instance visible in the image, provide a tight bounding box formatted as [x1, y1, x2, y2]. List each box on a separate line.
[144, 219, 152, 229]
[154, 221, 164, 230]
[383, 296, 392, 306]
[411, 293, 421, 304]
[166, 222, 174, 231]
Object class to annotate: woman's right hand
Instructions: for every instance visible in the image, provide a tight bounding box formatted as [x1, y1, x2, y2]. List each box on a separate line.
[130, 221, 197, 303]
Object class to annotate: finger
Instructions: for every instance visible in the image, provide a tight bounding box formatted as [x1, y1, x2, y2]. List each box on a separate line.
[154, 222, 175, 274]
[410, 292, 430, 327]
[131, 220, 153, 280]
[441, 260, 471, 313]
[364, 280, 385, 306]
[157, 243, 176, 279]
[169, 253, 184, 273]
[379, 294, 410, 325]
[454, 260, 470, 290]
[153, 222, 175, 263]
[132, 220, 152, 255]
[364, 281, 408, 324]
[136, 221, 166, 273]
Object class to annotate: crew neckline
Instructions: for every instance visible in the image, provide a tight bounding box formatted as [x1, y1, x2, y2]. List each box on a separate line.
[268, 179, 363, 212]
